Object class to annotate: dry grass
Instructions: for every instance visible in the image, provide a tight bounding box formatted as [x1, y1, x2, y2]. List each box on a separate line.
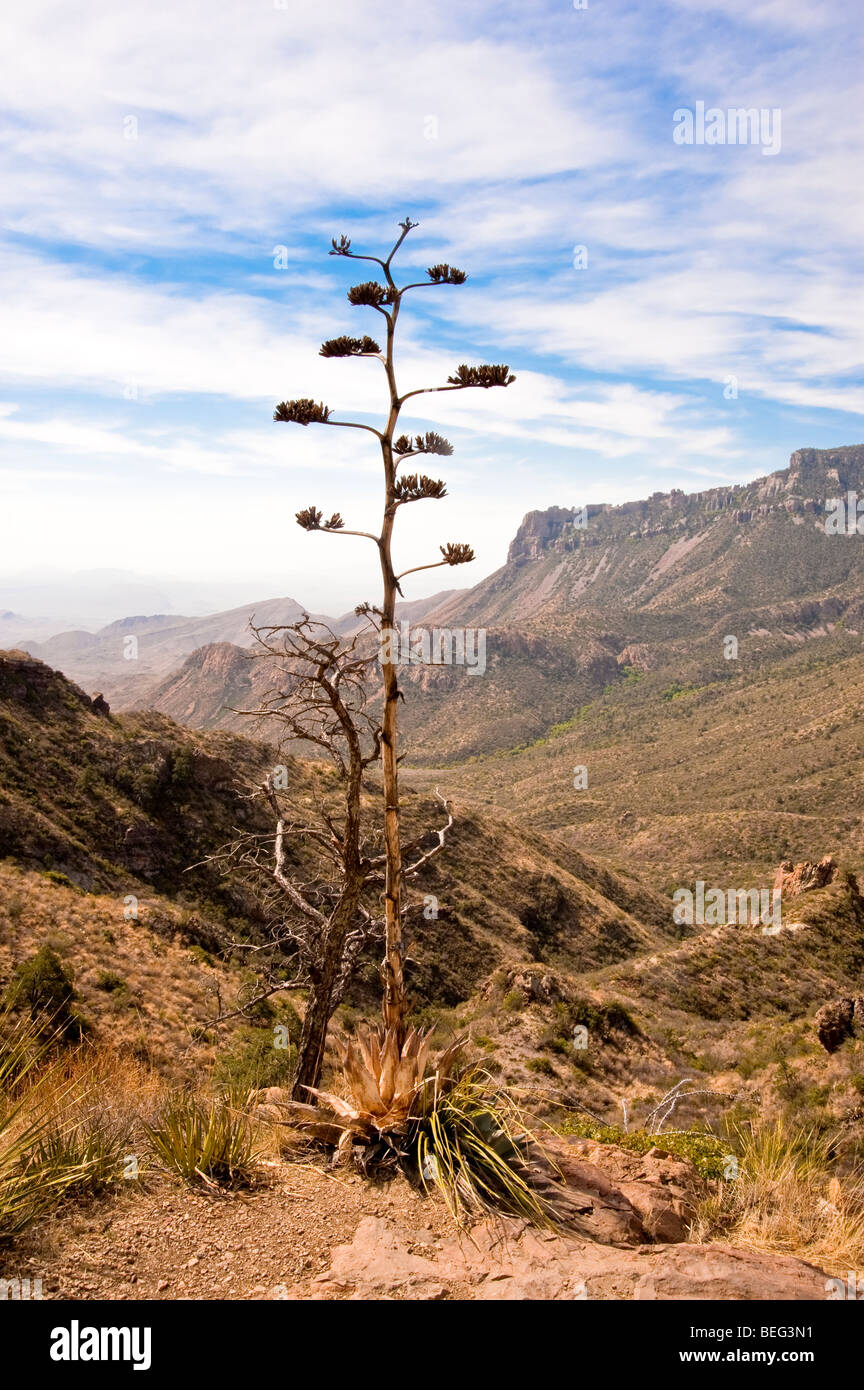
[692, 1119, 864, 1275]
[1, 1023, 263, 1241]
[0, 863, 235, 1080]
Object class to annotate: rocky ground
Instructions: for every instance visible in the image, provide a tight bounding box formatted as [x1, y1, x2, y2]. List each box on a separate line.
[6, 1136, 830, 1302]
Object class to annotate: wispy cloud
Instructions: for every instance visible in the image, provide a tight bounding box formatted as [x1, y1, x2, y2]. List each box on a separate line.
[1, 0, 861, 610]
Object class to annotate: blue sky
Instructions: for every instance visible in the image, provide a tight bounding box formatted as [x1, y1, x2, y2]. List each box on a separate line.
[1, 0, 862, 620]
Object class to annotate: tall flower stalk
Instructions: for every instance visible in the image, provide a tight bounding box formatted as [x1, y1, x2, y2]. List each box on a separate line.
[275, 217, 515, 1045]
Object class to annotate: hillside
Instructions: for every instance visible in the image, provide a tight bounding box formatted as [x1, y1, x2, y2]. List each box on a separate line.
[409, 634, 864, 890]
[0, 649, 678, 1058]
[87, 444, 864, 895]
[2, 649, 864, 1139]
[54, 444, 864, 770]
[3, 655, 864, 1298]
[392, 444, 864, 760]
[18, 590, 463, 713]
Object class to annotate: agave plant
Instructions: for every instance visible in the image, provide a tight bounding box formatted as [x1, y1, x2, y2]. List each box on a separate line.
[287, 1026, 556, 1226]
[304, 1027, 462, 1161]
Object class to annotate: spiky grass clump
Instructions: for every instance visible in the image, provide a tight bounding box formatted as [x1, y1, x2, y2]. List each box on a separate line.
[0, 1014, 69, 1241]
[413, 1065, 555, 1227]
[26, 1115, 128, 1199]
[145, 1093, 260, 1188]
[692, 1119, 864, 1274]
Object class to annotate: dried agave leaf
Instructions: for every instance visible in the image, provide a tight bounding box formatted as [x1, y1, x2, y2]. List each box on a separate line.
[378, 1030, 400, 1108]
[303, 1086, 361, 1122]
[342, 1043, 386, 1116]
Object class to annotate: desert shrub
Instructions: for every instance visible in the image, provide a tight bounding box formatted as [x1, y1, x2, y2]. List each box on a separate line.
[42, 870, 78, 890]
[5, 946, 86, 1039]
[554, 996, 638, 1043]
[557, 1112, 730, 1179]
[94, 970, 127, 994]
[526, 1056, 556, 1077]
[187, 944, 213, 967]
[170, 746, 195, 789]
[213, 1025, 296, 1093]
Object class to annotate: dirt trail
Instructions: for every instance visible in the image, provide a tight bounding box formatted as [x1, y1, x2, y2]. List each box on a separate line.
[5, 1153, 830, 1302]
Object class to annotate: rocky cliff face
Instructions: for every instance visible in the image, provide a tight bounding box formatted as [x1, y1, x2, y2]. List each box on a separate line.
[507, 506, 579, 562]
[505, 445, 864, 563]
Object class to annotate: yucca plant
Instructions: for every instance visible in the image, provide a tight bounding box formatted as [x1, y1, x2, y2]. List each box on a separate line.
[145, 1093, 260, 1188]
[412, 1066, 556, 1226]
[0, 1014, 69, 1241]
[26, 1113, 128, 1199]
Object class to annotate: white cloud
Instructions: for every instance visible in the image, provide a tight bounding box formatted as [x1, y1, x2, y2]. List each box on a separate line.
[0, 0, 861, 606]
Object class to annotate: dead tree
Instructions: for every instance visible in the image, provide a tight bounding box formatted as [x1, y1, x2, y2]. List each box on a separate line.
[274, 218, 515, 1044]
[214, 616, 453, 1097]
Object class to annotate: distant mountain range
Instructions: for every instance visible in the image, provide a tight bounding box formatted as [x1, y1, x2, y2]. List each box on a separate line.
[12, 444, 864, 773]
[15, 590, 463, 714]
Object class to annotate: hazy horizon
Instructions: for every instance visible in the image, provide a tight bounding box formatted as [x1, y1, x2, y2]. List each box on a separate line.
[0, 564, 470, 634]
[2, 433, 860, 633]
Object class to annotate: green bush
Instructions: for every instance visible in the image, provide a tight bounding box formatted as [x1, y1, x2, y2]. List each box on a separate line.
[526, 1056, 556, 1077]
[42, 870, 79, 891]
[5, 947, 86, 1039]
[557, 1113, 730, 1179]
[94, 970, 127, 994]
[213, 1024, 296, 1093]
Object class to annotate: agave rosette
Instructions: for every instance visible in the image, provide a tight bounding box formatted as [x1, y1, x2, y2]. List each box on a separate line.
[305, 1026, 464, 1143]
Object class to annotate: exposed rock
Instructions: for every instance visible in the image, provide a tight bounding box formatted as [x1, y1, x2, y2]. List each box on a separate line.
[544, 1136, 705, 1245]
[0, 649, 92, 714]
[815, 996, 864, 1053]
[632, 1244, 828, 1301]
[320, 1214, 830, 1302]
[326, 1217, 443, 1296]
[507, 507, 579, 562]
[617, 643, 657, 672]
[91, 692, 110, 716]
[773, 855, 838, 899]
[500, 966, 565, 1004]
